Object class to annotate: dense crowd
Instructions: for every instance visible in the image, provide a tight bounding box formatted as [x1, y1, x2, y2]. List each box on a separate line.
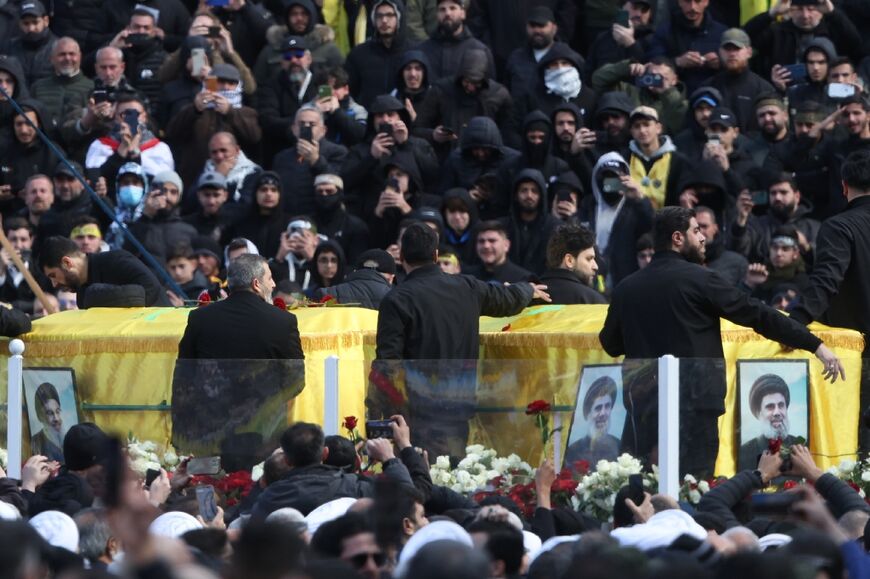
[0, 0, 867, 314]
[3, 0, 870, 577]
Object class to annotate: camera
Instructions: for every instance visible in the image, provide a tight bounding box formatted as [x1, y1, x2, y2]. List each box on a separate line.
[635, 73, 664, 89]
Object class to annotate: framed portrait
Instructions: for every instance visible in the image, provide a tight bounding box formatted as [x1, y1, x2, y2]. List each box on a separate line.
[23, 368, 80, 464]
[564, 364, 626, 473]
[736, 359, 809, 472]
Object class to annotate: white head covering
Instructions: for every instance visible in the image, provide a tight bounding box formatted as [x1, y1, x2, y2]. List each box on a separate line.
[148, 511, 203, 538]
[523, 530, 543, 559]
[0, 500, 21, 520]
[395, 520, 473, 579]
[528, 535, 580, 565]
[610, 509, 708, 551]
[758, 533, 793, 551]
[29, 510, 79, 553]
[268, 507, 308, 535]
[305, 498, 357, 535]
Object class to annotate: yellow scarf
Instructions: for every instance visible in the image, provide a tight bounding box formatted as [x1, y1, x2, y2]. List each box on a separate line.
[630, 152, 671, 209]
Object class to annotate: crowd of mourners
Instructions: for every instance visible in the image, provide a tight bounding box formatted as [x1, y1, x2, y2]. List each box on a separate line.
[3, 0, 870, 576]
[2, 0, 869, 313]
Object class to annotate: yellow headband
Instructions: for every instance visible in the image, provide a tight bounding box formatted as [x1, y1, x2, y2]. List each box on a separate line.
[439, 253, 459, 266]
[70, 224, 102, 239]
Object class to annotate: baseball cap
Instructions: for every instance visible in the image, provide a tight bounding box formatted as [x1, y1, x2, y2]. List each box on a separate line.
[629, 105, 659, 123]
[356, 249, 396, 275]
[528, 6, 555, 26]
[212, 63, 241, 83]
[708, 107, 737, 129]
[197, 170, 227, 190]
[20, 0, 46, 17]
[282, 36, 308, 53]
[690, 86, 722, 109]
[53, 161, 84, 178]
[599, 159, 629, 176]
[720, 28, 751, 49]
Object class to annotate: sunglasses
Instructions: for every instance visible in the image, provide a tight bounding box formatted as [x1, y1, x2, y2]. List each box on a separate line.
[283, 49, 306, 60]
[348, 551, 386, 569]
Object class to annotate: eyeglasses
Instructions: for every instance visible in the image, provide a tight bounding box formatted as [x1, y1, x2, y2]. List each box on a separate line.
[348, 551, 386, 569]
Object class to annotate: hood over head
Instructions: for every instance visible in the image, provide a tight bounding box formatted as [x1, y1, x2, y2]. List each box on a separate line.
[380, 148, 423, 194]
[366, 94, 411, 134]
[551, 102, 584, 127]
[283, 0, 318, 34]
[511, 168, 550, 216]
[395, 49, 431, 90]
[441, 187, 480, 224]
[457, 48, 490, 83]
[521, 109, 554, 163]
[460, 116, 504, 153]
[803, 37, 837, 65]
[591, 151, 630, 201]
[595, 91, 634, 119]
[538, 42, 584, 74]
[0, 55, 28, 99]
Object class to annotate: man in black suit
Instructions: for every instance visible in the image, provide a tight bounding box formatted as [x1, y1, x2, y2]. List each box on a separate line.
[599, 207, 843, 477]
[174, 253, 304, 463]
[537, 222, 606, 304]
[39, 236, 171, 308]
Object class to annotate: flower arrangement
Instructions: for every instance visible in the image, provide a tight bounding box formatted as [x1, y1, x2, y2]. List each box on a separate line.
[429, 445, 534, 495]
[191, 470, 255, 507]
[826, 457, 870, 499]
[679, 473, 713, 505]
[571, 454, 657, 522]
[0, 447, 7, 470]
[125, 436, 182, 476]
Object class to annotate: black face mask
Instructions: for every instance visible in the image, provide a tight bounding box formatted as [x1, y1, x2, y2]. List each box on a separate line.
[22, 28, 50, 46]
[602, 191, 622, 206]
[155, 207, 172, 220]
[314, 193, 344, 213]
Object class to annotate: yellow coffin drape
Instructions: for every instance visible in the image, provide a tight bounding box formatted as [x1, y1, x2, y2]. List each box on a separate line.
[0, 305, 862, 476]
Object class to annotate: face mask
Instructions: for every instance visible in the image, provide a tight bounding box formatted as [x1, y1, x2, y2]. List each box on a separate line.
[602, 191, 622, 206]
[118, 185, 144, 207]
[314, 193, 343, 212]
[544, 66, 582, 99]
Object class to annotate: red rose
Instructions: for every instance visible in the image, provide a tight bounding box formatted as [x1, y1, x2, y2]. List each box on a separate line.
[573, 460, 590, 475]
[848, 481, 861, 493]
[501, 324, 511, 332]
[343, 416, 358, 431]
[490, 475, 505, 488]
[526, 400, 551, 415]
[768, 438, 783, 454]
[197, 291, 211, 307]
[552, 479, 579, 493]
[273, 297, 287, 310]
[783, 480, 798, 490]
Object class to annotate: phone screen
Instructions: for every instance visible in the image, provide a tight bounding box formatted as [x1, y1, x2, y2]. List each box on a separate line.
[205, 76, 218, 92]
[300, 124, 313, 142]
[188, 456, 221, 476]
[196, 485, 218, 522]
[317, 85, 333, 99]
[122, 109, 139, 136]
[191, 48, 206, 77]
[615, 9, 630, 27]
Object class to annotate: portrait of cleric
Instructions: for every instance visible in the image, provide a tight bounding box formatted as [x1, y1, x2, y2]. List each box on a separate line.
[564, 366, 626, 472]
[24, 369, 81, 464]
[737, 361, 809, 472]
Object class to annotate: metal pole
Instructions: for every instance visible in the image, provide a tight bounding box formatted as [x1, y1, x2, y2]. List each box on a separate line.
[552, 412, 563, 469]
[658, 355, 680, 498]
[6, 339, 25, 479]
[323, 356, 339, 435]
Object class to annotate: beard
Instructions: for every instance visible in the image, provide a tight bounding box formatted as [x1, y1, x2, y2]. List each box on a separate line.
[437, 19, 462, 36]
[763, 415, 789, 440]
[589, 418, 610, 440]
[769, 201, 795, 222]
[529, 32, 554, 49]
[681, 242, 705, 265]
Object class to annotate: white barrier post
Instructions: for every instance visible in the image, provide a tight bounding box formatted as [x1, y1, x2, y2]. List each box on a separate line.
[6, 339, 25, 479]
[323, 356, 339, 435]
[658, 355, 680, 498]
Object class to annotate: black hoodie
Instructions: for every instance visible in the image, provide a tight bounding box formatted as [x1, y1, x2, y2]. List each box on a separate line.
[502, 168, 561, 275]
[0, 55, 29, 145]
[440, 187, 479, 265]
[392, 49, 432, 111]
[419, 17, 495, 82]
[345, 0, 413, 109]
[5, 100, 61, 196]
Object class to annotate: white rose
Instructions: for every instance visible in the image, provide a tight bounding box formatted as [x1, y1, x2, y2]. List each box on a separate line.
[698, 481, 710, 493]
[126, 444, 146, 460]
[163, 451, 179, 467]
[840, 460, 856, 472]
[683, 474, 697, 484]
[492, 458, 508, 473]
[617, 466, 631, 478]
[140, 440, 157, 453]
[435, 456, 451, 469]
[466, 444, 485, 455]
[689, 490, 702, 504]
[597, 461, 611, 475]
[861, 471, 870, 483]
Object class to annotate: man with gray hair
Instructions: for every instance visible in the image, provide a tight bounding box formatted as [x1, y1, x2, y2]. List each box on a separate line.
[31, 37, 93, 135]
[178, 253, 303, 360]
[74, 508, 118, 570]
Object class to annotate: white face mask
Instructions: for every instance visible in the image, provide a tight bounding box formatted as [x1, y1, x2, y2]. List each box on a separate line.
[544, 66, 582, 99]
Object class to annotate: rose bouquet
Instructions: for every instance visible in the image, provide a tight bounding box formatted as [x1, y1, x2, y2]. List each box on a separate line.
[429, 445, 534, 495]
[571, 454, 656, 522]
[125, 436, 183, 476]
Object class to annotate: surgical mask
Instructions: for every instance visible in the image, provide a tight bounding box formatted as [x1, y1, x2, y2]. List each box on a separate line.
[544, 67, 582, 99]
[118, 185, 144, 207]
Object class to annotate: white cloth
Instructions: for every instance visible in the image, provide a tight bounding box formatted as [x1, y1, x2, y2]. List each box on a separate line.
[523, 530, 543, 559]
[29, 510, 79, 553]
[610, 509, 708, 551]
[85, 139, 175, 177]
[528, 534, 580, 565]
[395, 520, 473, 579]
[148, 511, 203, 538]
[203, 150, 261, 203]
[0, 500, 21, 520]
[758, 533, 792, 551]
[544, 66, 582, 99]
[591, 151, 630, 253]
[304, 498, 356, 535]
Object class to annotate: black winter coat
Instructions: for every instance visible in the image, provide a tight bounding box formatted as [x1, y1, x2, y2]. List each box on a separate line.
[48, 0, 113, 57]
[78, 250, 172, 308]
[255, 72, 319, 143]
[536, 269, 606, 305]
[790, 195, 870, 354]
[600, 251, 823, 360]
[467, 0, 576, 63]
[704, 67, 775, 133]
[106, 0, 192, 53]
[317, 268, 393, 310]
[122, 40, 169, 123]
[272, 139, 348, 216]
[376, 263, 533, 359]
[419, 27, 495, 82]
[346, 35, 416, 109]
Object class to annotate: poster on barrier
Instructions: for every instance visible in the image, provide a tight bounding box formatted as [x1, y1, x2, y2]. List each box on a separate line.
[23, 367, 80, 464]
[736, 359, 809, 473]
[564, 364, 626, 473]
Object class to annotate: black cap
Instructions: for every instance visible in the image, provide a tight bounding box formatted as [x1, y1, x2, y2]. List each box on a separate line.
[63, 423, 110, 471]
[411, 206, 444, 229]
[528, 6, 555, 25]
[355, 249, 396, 275]
[708, 107, 737, 129]
[255, 170, 282, 190]
[192, 235, 222, 261]
[20, 0, 46, 17]
[283, 35, 309, 52]
[53, 161, 84, 178]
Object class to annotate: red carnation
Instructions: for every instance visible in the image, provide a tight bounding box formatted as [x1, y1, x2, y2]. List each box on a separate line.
[768, 438, 783, 454]
[273, 297, 287, 310]
[197, 291, 211, 307]
[343, 416, 358, 431]
[783, 480, 798, 490]
[526, 400, 551, 415]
